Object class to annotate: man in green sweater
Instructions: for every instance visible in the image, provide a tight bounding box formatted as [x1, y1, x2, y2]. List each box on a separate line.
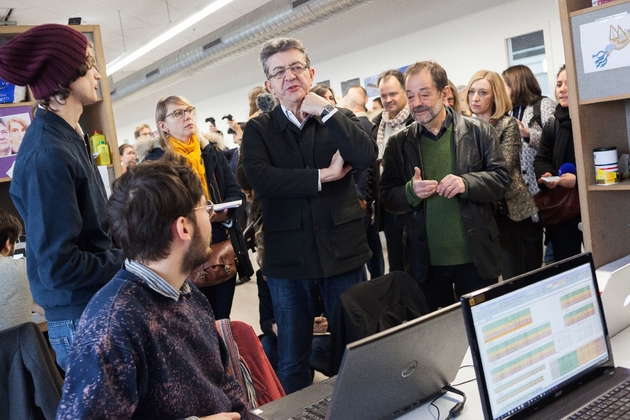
[380, 61, 510, 311]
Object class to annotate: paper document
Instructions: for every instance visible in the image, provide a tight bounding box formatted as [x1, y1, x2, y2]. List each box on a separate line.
[214, 199, 242, 211]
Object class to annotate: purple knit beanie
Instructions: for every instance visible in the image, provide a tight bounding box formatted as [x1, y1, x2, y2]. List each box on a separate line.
[0, 24, 88, 99]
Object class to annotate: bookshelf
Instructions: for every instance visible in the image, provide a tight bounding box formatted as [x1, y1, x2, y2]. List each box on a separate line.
[558, 0, 630, 268]
[0, 24, 120, 222]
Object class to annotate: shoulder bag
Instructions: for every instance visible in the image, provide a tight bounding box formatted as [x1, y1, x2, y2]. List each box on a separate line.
[534, 186, 580, 225]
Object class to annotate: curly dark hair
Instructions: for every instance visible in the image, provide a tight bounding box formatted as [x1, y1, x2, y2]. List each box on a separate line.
[106, 156, 205, 262]
[38, 42, 97, 111]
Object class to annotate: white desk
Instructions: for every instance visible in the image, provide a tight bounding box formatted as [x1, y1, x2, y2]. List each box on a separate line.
[398, 327, 630, 419]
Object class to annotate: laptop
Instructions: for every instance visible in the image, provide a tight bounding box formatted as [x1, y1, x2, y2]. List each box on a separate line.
[597, 254, 630, 337]
[461, 252, 630, 420]
[249, 302, 469, 420]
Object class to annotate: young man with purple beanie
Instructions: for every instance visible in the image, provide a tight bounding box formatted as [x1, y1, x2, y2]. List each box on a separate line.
[0, 24, 123, 371]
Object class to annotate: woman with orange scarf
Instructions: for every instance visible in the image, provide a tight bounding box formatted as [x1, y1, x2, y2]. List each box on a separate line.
[152, 95, 251, 319]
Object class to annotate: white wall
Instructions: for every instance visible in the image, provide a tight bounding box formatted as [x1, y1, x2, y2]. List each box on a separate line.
[115, 0, 564, 145]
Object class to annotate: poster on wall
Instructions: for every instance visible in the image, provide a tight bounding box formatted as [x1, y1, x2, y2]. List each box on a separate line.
[340, 78, 360, 96]
[580, 12, 630, 73]
[363, 65, 411, 98]
[0, 105, 32, 179]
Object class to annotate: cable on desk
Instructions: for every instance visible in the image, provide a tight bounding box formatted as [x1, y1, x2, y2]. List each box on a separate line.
[430, 385, 467, 420]
[452, 364, 476, 387]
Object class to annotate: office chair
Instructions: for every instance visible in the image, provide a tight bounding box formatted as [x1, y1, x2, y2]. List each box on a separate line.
[330, 271, 429, 375]
[0, 322, 64, 420]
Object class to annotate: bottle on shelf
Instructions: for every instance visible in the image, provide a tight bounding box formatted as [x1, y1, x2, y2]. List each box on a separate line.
[95, 141, 111, 165]
[89, 130, 105, 155]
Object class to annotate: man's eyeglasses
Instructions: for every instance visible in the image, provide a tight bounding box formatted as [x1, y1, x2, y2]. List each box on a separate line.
[164, 107, 196, 120]
[267, 64, 308, 80]
[193, 200, 214, 217]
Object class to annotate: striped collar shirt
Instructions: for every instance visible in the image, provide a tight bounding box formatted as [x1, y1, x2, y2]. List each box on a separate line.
[125, 259, 191, 301]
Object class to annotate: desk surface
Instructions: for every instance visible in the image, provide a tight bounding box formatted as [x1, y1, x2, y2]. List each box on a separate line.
[398, 327, 630, 419]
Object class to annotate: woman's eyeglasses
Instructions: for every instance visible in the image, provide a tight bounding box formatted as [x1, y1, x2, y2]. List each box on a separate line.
[164, 107, 196, 120]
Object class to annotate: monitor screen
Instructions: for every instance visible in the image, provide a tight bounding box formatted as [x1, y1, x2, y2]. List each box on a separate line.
[463, 254, 610, 419]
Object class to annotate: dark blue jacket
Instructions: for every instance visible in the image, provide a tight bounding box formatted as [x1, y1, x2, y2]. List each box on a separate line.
[9, 110, 123, 321]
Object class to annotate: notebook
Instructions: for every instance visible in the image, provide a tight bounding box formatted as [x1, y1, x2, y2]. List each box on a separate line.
[597, 254, 630, 337]
[249, 302, 469, 420]
[461, 252, 630, 420]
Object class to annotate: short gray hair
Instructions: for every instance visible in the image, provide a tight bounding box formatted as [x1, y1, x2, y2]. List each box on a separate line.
[259, 38, 311, 77]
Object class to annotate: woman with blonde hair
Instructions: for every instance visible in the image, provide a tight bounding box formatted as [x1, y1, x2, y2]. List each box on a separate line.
[152, 95, 252, 319]
[467, 70, 538, 279]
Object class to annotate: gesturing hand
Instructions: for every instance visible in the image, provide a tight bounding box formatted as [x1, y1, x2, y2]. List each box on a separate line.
[437, 174, 465, 198]
[411, 167, 438, 199]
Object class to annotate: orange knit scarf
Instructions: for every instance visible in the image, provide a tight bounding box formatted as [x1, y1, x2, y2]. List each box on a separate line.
[168, 134, 210, 199]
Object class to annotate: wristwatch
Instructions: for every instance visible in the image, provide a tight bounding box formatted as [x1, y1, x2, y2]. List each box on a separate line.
[320, 104, 335, 118]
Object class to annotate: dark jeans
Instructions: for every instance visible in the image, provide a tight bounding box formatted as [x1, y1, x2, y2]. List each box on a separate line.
[260, 333, 331, 377]
[383, 211, 405, 272]
[420, 263, 497, 312]
[545, 219, 583, 262]
[364, 215, 384, 278]
[198, 276, 237, 320]
[266, 266, 363, 394]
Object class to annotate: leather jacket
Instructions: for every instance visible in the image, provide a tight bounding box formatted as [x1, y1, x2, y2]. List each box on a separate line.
[380, 111, 510, 284]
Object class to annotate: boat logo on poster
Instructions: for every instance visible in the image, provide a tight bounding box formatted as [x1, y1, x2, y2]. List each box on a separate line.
[580, 12, 630, 72]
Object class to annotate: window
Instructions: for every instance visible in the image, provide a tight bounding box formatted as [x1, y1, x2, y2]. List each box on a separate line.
[506, 30, 550, 96]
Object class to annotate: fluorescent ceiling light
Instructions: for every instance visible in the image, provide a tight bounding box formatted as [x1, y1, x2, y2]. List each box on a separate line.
[106, 0, 234, 75]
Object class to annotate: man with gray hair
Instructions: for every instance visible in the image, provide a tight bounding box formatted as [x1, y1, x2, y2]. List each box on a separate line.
[242, 37, 377, 393]
[380, 61, 510, 312]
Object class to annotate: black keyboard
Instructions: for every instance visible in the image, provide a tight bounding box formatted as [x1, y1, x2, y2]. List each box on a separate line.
[291, 397, 331, 420]
[569, 380, 630, 419]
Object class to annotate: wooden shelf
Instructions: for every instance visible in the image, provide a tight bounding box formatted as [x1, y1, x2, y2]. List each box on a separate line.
[559, 0, 630, 268]
[0, 101, 34, 109]
[570, 0, 626, 17]
[0, 24, 121, 224]
[587, 178, 630, 191]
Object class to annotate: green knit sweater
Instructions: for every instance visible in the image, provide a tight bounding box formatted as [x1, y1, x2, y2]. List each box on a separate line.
[405, 124, 472, 266]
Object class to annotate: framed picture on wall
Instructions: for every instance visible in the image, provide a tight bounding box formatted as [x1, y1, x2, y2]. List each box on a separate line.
[0, 105, 32, 180]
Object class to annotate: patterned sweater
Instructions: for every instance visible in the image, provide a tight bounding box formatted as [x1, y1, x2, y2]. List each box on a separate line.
[57, 269, 249, 419]
[493, 115, 538, 222]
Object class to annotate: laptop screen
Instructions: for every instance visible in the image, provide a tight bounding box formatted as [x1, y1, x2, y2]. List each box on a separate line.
[461, 253, 612, 420]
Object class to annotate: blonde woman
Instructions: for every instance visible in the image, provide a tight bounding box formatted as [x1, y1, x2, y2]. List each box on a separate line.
[153, 95, 252, 319]
[467, 70, 538, 279]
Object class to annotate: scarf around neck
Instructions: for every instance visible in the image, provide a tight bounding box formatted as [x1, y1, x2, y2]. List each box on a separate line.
[168, 134, 210, 198]
[377, 105, 411, 159]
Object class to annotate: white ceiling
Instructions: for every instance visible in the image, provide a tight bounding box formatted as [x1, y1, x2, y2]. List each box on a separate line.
[2, 0, 506, 130]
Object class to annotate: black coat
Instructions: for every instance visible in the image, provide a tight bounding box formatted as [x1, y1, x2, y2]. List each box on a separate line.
[380, 112, 510, 284]
[369, 112, 415, 229]
[242, 106, 377, 280]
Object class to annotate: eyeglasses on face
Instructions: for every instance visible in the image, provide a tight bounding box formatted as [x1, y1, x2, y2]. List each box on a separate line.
[164, 107, 196, 120]
[193, 200, 214, 217]
[267, 64, 308, 80]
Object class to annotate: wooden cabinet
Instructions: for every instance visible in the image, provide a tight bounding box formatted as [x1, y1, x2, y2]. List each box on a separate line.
[558, 0, 630, 268]
[0, 24, 119, 221]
